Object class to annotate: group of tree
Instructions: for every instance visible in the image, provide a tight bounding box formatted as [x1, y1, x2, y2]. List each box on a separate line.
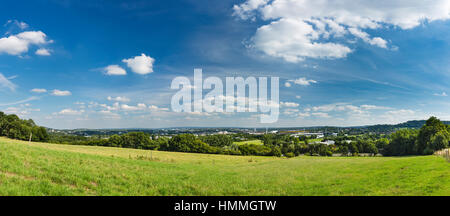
[4, 110, 448, 158]
[383, 117, 449, 156]
[0, 112, 49, 142]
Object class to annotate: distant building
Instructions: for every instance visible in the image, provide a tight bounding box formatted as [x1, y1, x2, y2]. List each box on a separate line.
[319, 140, 335, 145]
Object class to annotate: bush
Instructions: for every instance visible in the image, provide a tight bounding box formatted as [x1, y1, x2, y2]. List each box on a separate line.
[285, 152, 295, 158]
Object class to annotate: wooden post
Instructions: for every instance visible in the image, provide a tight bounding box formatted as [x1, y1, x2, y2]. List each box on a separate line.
[29, 132, 32, 142]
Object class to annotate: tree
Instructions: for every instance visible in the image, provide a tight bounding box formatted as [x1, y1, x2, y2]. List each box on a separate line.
[384, 129, 418, 156]
[375, 138, 389, 150]
[428, 130, 450, 155]
[417, 117, 448, 155]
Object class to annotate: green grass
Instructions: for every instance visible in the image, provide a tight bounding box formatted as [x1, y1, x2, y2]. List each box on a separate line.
[233, 139, 263, 145]
[0, 137, 449, 196]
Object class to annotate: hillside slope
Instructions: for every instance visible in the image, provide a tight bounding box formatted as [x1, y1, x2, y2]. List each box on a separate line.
[0, 137, 449, 196]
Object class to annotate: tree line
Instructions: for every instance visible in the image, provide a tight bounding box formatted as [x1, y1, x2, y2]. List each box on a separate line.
[0, 112, 49, 142]
[2, 112, 448, 158]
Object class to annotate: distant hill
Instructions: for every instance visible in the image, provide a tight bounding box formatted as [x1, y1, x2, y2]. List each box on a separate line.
[366, 120, 450, 132]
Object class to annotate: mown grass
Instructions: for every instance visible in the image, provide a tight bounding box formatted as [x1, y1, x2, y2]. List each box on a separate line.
[0, 137, 449, 196]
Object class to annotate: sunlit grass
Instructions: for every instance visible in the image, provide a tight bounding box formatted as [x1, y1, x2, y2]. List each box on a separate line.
[233, 140, 264, 145]
[1, 137, 449, 196]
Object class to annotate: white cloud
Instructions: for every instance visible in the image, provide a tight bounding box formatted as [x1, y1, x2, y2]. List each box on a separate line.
[104, 65, 126, 76]
[284, 82, 291, 87]
[434, 92, 448, 97]
[312, 112, 330, 118]
[16, 31, 48, 45]
[234, 0, 450, 62]
[348, 28, 387, 48]
[35, 48, 51, 56]
[107, 96, 130, 102]
[280, 101, 299, 108]
[51, 89, 71, 96]
[384, 109, 415, 116]
[0, 31, 50, 56]
[122, 53, 155, 75]
[120, 103, 147, 111]
[16, 21, 28, 30]
[289, 77, 317, 86]
[148, 105, 169, 112]
[30, 88, 47, 93]
[360, 104, 390, 110]
[232, 0, 269, 20]
[58, 108, 83, 115]
[295, 95, 301, 99]
[283, 108, 299, 115]
[4, 104, 39, 116]
[5, 20, 29, 30]
[310, 103, 389, 114]
[252, 18, 352, 62]
[297, 112, 311, 118]
[0, 73, 17, 91]
[0, 35, 29, 55]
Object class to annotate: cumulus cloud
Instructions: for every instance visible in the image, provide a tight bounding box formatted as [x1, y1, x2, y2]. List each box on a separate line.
[122, 53, 155, 75]
[252, 18, 352, 62]
[234, 0, 450, 62]
[0, 30, 50, 56]
[120, 103, 147, 111]
[51, 89, 71, 96]
[232, 0, 269, 20]
[30, 88, 47, 93]
[104, 65, 126, 76]
[107, 96, 130, 102]
[35, 48, 51, 56]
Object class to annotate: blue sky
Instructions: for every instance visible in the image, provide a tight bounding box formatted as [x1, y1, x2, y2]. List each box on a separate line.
[1, 0, 450, 129]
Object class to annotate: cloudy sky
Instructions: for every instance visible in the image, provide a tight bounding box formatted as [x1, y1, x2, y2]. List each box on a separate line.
[1, 0, 450, 129]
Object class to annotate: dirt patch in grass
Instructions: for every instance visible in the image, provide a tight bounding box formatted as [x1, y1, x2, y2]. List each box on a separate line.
[0, 170, 36, 181]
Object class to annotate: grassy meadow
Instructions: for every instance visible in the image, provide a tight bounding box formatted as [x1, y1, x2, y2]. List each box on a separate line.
[0, 137, 449, 196]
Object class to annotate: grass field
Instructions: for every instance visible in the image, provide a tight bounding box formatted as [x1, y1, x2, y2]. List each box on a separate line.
[0, 137, 449, 196]
[233, 139, 263, 145]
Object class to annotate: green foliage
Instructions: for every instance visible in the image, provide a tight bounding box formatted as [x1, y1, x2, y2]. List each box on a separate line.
[383, 117, 450, 156]
[169, 134, 218, 154]
[238, 144, 272, 156]
[428, 130, 450, 155]
[384, 129, 418, 156]
[200, 134, 233, 147]
[0, 111, 49, 142]
[417, 116, 449, 155]
[285, 152, 295, 158]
